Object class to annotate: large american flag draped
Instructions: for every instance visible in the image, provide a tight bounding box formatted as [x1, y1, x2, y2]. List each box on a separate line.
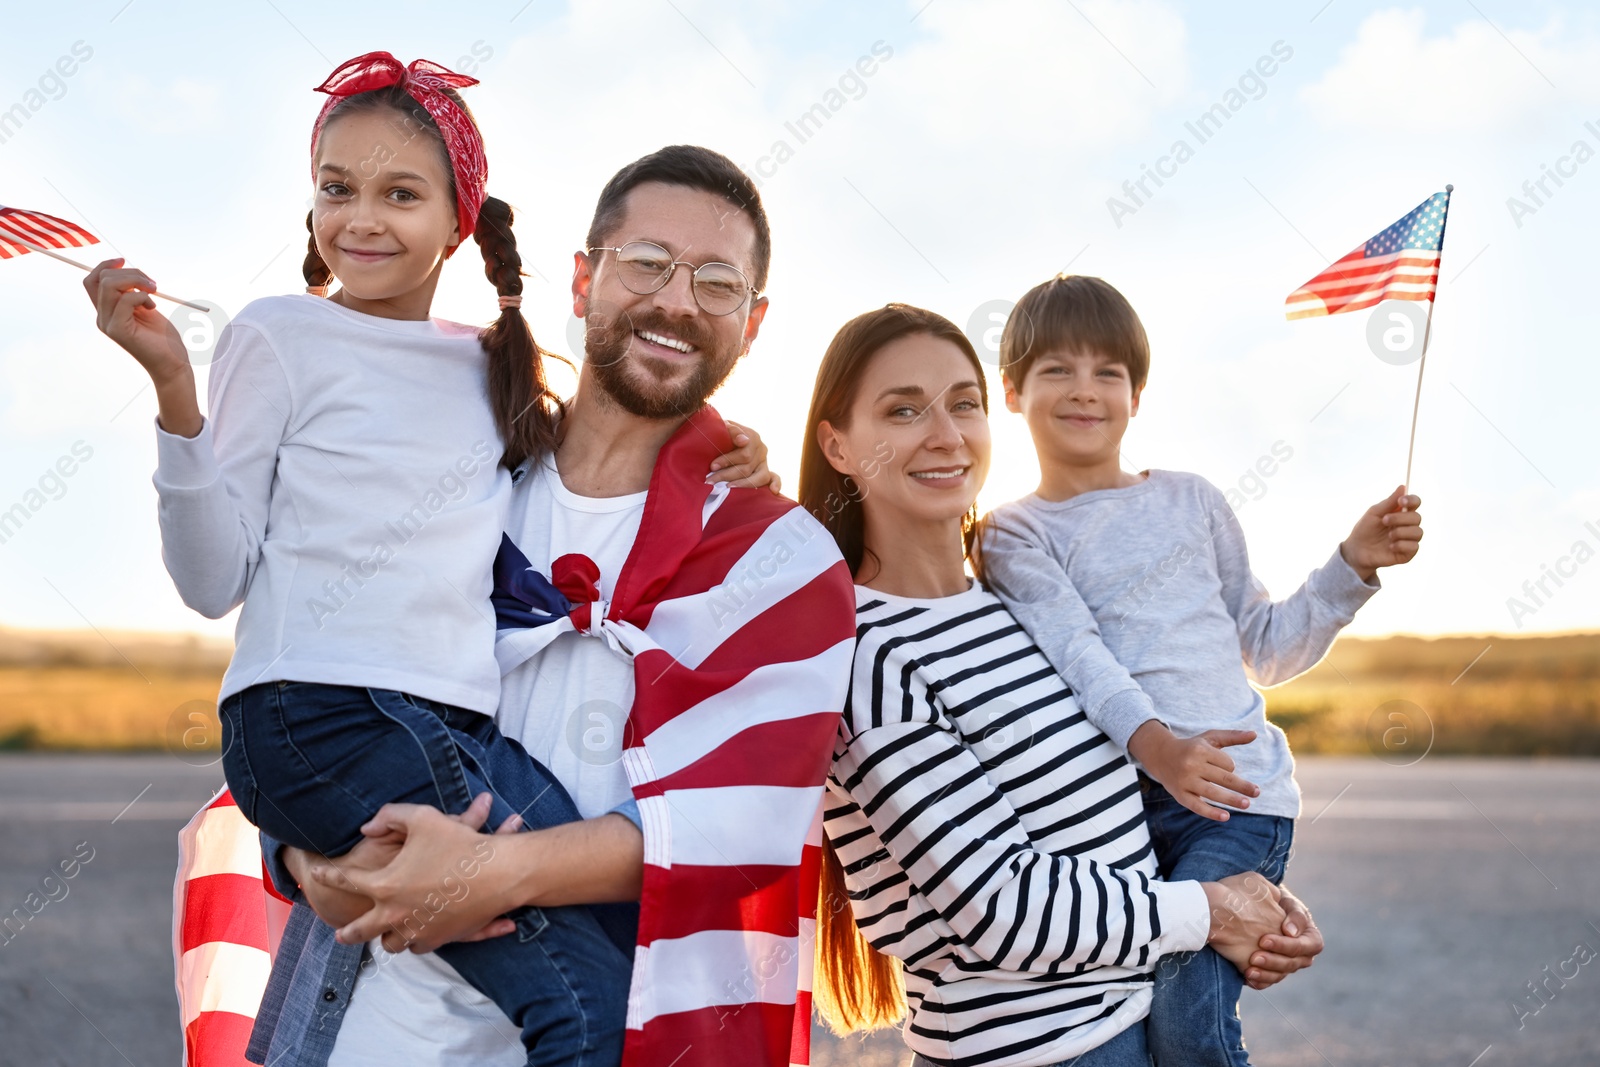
[1284, 190, 1450, 319]
[0, 205, 98, 259]
[492, 406, 855, 1066]
[174, 790, 292, 1067]
[174, 406, 856, 1067]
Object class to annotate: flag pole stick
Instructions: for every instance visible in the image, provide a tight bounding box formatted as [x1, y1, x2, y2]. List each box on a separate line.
[1401, 183, 1452, 496]
[8, 237, 210, 312]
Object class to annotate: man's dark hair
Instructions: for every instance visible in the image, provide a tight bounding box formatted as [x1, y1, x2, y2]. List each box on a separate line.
[585, 145, 772, 292]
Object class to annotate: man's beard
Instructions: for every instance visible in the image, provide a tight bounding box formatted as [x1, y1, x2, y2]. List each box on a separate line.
[582, 303, 742, 420]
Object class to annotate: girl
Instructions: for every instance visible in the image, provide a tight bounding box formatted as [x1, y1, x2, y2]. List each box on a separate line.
[84, 52, 769, 1066]
[797, 305, 1323, 1067]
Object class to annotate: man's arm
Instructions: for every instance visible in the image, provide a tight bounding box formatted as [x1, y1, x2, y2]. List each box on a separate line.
[306, 796, 642, 954]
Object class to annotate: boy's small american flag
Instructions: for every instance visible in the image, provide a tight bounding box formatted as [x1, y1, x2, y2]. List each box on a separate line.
[0, 205, 99, 259]
[1285, 190, 1450, 319]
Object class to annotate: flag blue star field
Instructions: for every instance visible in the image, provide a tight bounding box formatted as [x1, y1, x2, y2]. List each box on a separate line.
[1285, 190, 1450, 320]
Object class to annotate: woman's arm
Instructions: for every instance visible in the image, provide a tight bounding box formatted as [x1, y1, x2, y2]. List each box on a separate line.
[306, 795, 642, 954]
[836, 715, 1222, 974]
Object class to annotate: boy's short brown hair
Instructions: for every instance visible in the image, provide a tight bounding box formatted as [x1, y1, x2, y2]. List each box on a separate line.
[999, 274, 1150, 392]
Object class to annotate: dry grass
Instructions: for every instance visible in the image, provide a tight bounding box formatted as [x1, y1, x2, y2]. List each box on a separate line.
[0, 627, 1596, 755]
[0, 627, 226, 751]
[1263, 632, 1600, 756]
[0, 665, 224, 750]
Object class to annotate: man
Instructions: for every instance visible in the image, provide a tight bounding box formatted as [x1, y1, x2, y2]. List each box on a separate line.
[243, 145, 858, 1067]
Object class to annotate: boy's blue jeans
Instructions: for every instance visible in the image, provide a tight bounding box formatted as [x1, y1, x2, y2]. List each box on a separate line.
[219, 680, 636, 1067]
[1140, 777, 1294, 1067]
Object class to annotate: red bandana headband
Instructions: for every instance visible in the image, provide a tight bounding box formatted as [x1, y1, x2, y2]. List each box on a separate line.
[309, 51, 488, 243]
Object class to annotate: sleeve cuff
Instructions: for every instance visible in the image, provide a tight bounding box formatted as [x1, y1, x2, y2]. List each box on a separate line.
[1150, 877, 1211, 956]
[606, 798, 642, 832]
[1311, 545, 1381, 614]
[153, 415, 219, 491]
[1093, 688, 1159, 751]
[259, 831, 305, 904]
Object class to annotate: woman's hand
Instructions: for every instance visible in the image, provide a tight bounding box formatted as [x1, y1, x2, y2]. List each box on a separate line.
[1201, 871, 1287, 976]
[708, 419, 781, 493]
[1242, 884, 1324, 990]
[1340, 487, 1423, 581]
[83, 257, 202, 437]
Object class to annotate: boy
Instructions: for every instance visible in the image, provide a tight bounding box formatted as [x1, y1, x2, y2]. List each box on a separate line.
[978, 274, 1423, 1067]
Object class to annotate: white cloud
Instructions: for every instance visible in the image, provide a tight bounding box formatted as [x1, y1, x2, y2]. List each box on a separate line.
[875, 0, 1187, 149]
[1300, 8, 1600, 132]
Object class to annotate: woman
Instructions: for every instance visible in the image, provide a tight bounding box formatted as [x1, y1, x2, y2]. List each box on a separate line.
[798, 305, 1322, 1067]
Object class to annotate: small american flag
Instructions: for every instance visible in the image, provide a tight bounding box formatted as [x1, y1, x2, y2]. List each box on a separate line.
[1285, 190, 1450, 319]
[0, 205, 99, 259]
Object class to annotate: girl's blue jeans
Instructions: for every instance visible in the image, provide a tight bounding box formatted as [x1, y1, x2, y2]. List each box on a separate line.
[220, 680, 636, 1067]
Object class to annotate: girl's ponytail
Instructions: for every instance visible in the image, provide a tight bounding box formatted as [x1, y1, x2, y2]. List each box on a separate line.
[474, 195, 560, 470]
[303, 211, 332, 294]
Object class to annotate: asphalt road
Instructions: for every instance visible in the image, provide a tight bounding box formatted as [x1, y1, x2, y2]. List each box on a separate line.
[2, 755, 1596, 1067]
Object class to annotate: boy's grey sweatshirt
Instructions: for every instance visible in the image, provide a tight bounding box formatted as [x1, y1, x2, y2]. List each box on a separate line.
[981, 469, 1379, 818]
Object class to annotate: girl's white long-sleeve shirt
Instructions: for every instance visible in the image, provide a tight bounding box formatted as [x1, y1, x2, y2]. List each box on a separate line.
[152, 295, 510, 714]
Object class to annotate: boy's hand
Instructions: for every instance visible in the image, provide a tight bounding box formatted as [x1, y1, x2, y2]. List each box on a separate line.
[1340, 486, 1423, 582]
[1128, 719, 1260, 821]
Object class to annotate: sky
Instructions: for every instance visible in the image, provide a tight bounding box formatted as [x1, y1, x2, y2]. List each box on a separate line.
[1, 0, 1597, 643]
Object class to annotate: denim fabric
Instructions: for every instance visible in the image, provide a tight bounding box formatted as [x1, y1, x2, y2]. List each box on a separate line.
[223, 681, 635, 1065]
[1140, 779, 1294, 1067]
[911, 1018, 1150, 1066]
[246, 903, 365, 1067]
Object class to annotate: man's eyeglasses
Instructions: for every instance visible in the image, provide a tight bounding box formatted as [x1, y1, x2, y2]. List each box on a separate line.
[585, 241, 760, 317]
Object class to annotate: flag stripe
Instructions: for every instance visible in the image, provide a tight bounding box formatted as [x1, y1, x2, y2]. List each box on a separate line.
[0, 207, 98, 254]
[181, 873, 271, 955]
[1284, 191, 1449, 320]
[183, 1011, 258, 1067]
[639, 863, 799, 940]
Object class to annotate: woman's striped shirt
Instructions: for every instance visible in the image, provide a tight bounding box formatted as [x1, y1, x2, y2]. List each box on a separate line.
[825, 582, 1209, 1067]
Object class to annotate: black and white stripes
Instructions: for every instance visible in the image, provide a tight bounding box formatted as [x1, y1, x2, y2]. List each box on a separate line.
[825, 582, 1208, 1067]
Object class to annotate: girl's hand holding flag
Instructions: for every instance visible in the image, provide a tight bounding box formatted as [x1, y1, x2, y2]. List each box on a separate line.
[82, 257, 203, 438]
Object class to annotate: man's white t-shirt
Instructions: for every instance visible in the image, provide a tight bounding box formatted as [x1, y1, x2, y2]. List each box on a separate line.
[328, 459, 645, 1066]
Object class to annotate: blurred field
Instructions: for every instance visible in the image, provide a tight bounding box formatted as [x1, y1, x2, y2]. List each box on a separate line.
[1, 626, 1597, 754]
[1261, 631, 1600, 757]
[0, 627, 228, 751]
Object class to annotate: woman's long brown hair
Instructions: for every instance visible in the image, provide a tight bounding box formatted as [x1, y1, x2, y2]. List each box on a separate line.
[797, 303, 989, 1034]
